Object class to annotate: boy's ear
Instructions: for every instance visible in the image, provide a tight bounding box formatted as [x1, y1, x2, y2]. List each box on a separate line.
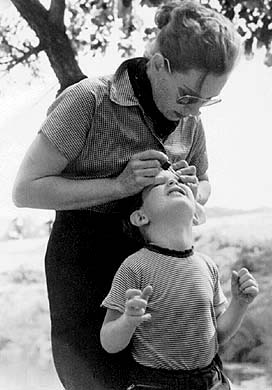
[130, 209, 149, 227]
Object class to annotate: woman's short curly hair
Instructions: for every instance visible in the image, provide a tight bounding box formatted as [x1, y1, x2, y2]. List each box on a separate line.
[150, 0, 241, 74]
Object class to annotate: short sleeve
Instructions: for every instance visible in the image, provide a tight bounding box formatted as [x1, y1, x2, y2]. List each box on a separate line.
[163, 117, 208, 179]
[213, 266, 228, 313]
[39, 79, 96, 161]
[101, 261, 139, 313]
[189, 119, 208, 178]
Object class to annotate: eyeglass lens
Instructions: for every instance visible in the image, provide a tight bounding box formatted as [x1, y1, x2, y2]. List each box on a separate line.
[177, 95, 221, 106]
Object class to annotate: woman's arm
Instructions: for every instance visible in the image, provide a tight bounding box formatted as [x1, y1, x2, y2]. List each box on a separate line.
[12, 133, 168, 210]
[196, 173, 211, 205]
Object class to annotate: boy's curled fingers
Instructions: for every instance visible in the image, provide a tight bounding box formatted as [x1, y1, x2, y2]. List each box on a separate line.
[125, 288, 142, 300]
[141, 285, 153, 301]
[234, 268, 259, 302]
[238, 268, 258, 286]
[239, 278, 258, 292]
[126, 296, 148, 316]
[125, 286, 153, 317]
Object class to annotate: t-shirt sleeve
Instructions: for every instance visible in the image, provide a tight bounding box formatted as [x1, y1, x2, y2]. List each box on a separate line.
[213, 266, 228, 314]
[189, 119, 208, 179]
[101, 261, 139, 313]
[39, 80, 96, 161]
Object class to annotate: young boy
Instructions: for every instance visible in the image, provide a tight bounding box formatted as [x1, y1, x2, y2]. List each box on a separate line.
[100, 170, 259, 390]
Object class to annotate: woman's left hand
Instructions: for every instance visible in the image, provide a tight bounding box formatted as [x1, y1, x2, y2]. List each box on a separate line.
[172, 160, 199, 198]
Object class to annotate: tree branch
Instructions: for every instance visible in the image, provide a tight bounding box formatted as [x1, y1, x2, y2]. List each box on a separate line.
[49, 0, 66, 27]
[10, 0, 48, 36]
[1, 35, 26, 55]
[0, 44, 43, 71]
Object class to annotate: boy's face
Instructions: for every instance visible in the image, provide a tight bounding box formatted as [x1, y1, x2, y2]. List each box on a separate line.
[141, 170, 196, 222]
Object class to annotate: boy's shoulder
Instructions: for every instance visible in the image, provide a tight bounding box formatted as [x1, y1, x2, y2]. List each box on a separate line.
[194, 251, 219, 271]
[123, 247, 153, 265]
[114, 248, 152, 281]
[121, 247, 159, 271]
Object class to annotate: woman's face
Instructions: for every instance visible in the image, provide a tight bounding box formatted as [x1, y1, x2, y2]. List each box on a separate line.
[148, 56, 229, 121]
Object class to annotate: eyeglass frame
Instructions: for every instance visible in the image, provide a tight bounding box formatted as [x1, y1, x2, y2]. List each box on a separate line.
[163, 57, 222, 107]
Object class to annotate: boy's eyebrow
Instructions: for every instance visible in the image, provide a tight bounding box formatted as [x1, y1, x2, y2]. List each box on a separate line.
[144, 182, 161, 193]
[142, 181, 164, 197]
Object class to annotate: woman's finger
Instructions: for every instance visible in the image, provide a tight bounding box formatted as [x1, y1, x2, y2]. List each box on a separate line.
[177, 166, 197, 176]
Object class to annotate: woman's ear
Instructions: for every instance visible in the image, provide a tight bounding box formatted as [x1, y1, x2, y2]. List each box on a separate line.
[150, 52, 165, 72]
[130, 209, 149, 227]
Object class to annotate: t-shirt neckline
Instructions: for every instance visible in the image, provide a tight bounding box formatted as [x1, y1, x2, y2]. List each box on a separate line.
[144, 243, 194, 258]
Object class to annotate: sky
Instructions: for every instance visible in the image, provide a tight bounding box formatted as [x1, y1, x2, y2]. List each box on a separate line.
[201, 52, 272, 210]
[0, 1, 272, 219]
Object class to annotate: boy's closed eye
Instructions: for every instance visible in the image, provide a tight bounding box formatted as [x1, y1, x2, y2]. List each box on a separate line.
[144, 176, 168, 193]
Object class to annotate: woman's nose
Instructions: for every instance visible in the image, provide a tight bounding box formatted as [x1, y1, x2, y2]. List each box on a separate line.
[184, 104, 201, 116]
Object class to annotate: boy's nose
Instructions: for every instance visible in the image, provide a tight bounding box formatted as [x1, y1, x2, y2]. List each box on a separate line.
[167, 178, 178, 186]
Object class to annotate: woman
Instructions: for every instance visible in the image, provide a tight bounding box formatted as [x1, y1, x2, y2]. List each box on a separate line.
[12, 1, 241, 389]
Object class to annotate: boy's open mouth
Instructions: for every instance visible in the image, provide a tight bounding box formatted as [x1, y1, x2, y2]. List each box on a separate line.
[168, 186, 186, 196]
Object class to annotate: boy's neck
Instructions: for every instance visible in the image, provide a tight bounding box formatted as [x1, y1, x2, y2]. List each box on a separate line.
[147, 224, 193, 252]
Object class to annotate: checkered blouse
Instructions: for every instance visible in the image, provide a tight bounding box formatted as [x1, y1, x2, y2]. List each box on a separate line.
[39, 60, 208, 212]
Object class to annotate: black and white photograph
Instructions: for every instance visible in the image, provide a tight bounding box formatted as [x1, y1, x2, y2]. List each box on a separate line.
[0, 1, 272, 389]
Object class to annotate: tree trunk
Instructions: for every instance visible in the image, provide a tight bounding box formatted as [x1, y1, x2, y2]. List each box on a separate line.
[43, 24, 87, 94]
[10, 0, 87, 92]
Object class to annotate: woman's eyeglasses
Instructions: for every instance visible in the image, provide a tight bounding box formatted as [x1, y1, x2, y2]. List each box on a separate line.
[164, 57, 222, 107]
[176, 95, 222, 106]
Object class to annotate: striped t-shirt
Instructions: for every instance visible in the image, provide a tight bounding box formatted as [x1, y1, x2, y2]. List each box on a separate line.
[102, 247, 227, 370]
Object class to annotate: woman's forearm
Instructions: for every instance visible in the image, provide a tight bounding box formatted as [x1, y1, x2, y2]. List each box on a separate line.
[13, 175, 126, 210]
[216, 299, 248, 345]
[197, 179, 211, 205]
[100, 314, 136, 354]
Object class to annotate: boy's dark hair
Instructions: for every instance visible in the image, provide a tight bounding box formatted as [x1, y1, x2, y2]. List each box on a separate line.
[121, 193, 147, 246]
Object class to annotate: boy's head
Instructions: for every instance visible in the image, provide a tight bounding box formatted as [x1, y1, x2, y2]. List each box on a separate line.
[123, 170, 199, 244]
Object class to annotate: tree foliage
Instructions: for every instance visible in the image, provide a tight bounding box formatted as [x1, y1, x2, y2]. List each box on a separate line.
[1, 0, 272, 90]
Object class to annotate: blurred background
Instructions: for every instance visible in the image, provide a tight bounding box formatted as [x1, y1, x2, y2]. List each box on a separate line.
[0, 0, 272, 389]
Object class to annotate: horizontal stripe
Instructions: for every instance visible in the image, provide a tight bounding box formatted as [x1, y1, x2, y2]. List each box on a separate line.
[102, 249, 227, 370]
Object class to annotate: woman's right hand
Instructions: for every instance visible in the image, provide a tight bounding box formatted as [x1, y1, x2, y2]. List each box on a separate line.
[116, 150, 169, 196]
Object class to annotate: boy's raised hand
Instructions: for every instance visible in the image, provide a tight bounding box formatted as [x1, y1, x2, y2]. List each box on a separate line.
[231, 268, 259, 305]
[124, 285, 153, 327]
